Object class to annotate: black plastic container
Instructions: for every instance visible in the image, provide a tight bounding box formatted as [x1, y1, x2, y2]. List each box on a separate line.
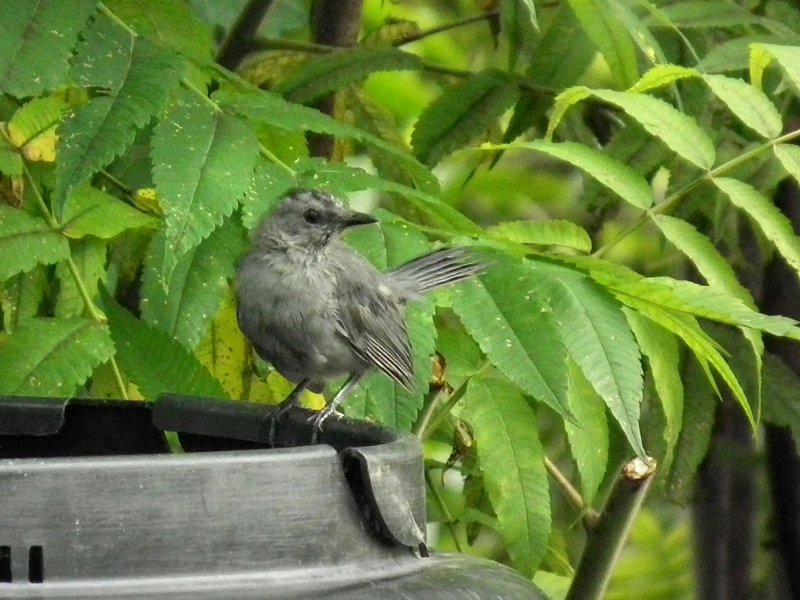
[0, 395, 545, 599]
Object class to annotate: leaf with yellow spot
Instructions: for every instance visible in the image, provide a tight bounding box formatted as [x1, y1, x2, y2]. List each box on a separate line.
[195, 289, 249, 399]
[89, 360, 145, 400]
[238, 50, 311, 88]
[133, 188, 164, 216]
[7, 96, 68, 162]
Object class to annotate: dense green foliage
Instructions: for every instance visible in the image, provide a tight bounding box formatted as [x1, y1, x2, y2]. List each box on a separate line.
[3, 0, 800, 596]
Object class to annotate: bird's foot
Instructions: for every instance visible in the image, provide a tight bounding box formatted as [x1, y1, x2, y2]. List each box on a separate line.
[308, 405, 344, 444]
[267, 385, 306, 447]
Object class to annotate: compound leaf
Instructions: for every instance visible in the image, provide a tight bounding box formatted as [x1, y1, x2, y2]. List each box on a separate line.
[465, 375, 550, 577]
[54, 16, 183, 216]
[152, 89, 259, 283]
[0, 317, 114, 396]
[0, 206, 69, 282]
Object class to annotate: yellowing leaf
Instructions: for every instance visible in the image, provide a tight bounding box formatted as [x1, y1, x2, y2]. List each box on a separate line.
[133, 187, 164, 216]
[195, 288, 249, 400]
[7, 96, 68, 163]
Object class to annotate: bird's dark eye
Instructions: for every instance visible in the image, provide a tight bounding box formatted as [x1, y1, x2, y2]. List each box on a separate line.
[303, 208, 321, 224]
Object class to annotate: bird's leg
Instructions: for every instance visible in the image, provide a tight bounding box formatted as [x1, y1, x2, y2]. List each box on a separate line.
[309, 372, 363, 443]
[268, 378, 311, 446]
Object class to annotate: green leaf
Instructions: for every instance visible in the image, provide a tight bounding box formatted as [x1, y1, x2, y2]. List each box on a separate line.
[343, 212, 433, 270]
[654, 214, 766, 392]
[774, 144, 800, 188]
[240, 159, 297, 230]
[534, 572, 572, 600]
[604, 0, 670, 69]
[141, 220, 246, 350]
[762, 353, 800, 443]
[666, 353, 716, 502]
[703, 74, 783, 139]
[714, 176, 800, 278]
[487, 219, 592, 252]
[0, 0, 97, 98]
[565, 361, 609, 503]
[645, 1, 761, 28]
[619, 295, 754, 426]
[605, 275, 800, 339]
[501, 0, 538, 70]
[100, 287, 227, 399]
[275, 47, 423, 103]
[0, 266, 47, 331]
[61, 184, 158, 239]
[700, 36, 780, 73]
[533, 261, 645, 458]
[526, 5, 595, 90]
[465, 375, 550, 577]
[0, 205, 70, 282]
[502, 6, 594, 144]
[54, 16, 183, 216]
[216, 88, 439, 194]
[750, 43, 800, 93]
[104, 0, 213, 63]
[343, 86, 416, 188]
[625, 309, 683, 470]
[360, 19, 421, 46]
[628, 64, 697, 93]
[54, 237, 107, 318]
[451, 258, 571, 418]
[293, 159, 482, 235]
[589, 88, 716, 169]
[152, 89, 259, 283]
[0, 134, 23, 177]
[652, 215, 754, 304]
[563, 0, 640, 88]
[103, 0, 213, 88]
[499, 139, 654, 209]
[0, 317, 114, 396]
[411, 70, 519, 167]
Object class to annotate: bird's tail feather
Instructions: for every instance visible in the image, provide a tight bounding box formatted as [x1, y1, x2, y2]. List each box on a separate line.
[389, 247, 487, 295]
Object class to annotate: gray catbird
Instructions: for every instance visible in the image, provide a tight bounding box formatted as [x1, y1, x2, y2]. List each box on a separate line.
[236, 188, 486, 434]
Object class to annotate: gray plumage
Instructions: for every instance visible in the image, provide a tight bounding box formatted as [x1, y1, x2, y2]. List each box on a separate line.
[235, 188, 485, 430]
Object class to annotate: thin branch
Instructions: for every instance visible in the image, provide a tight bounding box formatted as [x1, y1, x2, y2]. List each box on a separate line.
[425, 467, 467, 553]
[416, 361, 492, 442]
[593, 127, 800, 259]
[216, 0, 275, 70]
[98, 2, 137, 36]
[390, 10, 500, 46]
[253, 36, 552, 92]
[412, 385, 445, 437]
[545, 456, 600, 529]
[307, 0, 365, 158]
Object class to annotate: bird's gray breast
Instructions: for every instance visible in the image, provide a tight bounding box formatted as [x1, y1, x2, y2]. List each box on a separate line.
[235, 251, 363, 383]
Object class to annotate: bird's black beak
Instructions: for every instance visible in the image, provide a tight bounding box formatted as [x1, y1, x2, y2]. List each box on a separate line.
[342, 210, 378, 228]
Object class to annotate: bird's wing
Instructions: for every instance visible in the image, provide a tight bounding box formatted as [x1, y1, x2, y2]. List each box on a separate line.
[334, 273, 415, 390]
[388, 247, 486, 296]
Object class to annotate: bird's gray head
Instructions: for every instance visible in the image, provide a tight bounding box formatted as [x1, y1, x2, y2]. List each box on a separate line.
[253, 189, 377, 250]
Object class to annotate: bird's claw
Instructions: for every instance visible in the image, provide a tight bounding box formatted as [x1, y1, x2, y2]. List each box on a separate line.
[308, 406, 343, 444]
[267, 398, 299, 447]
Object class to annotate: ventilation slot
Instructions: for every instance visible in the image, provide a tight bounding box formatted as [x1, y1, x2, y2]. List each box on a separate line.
[28, 546, 43, 583]
[0, 546, 10, 583]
